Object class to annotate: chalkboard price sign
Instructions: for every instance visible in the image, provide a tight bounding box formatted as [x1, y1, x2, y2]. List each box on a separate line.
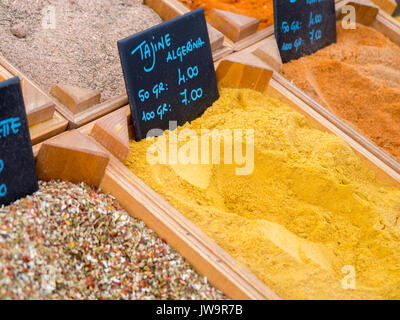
[118, 8, 219, 141]
[0, 77, 38, 206]
[273, 0, 337, 63]
[395, 1, 400, 16]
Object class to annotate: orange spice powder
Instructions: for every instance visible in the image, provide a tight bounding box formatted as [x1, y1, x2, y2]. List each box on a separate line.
[282, 22, 400, 160]
[179, 0, 274, 30]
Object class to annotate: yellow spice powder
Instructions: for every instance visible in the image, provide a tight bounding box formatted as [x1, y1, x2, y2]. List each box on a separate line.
[126, 88, 400, 299]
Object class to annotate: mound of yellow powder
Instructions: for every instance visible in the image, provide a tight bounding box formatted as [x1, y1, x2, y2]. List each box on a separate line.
[126, 88, 400, 299]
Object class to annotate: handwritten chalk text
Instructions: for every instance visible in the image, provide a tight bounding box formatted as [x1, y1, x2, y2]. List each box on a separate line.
[0, 117, 21, 139]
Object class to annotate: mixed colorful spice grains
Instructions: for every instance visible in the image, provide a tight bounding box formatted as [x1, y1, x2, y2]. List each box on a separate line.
[0, 180, 226, 300]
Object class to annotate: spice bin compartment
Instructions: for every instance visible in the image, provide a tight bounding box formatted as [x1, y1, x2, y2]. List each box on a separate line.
[0, 55, 68, 145]
[32, 54, 400, 299]
[246, 0, 400, 176]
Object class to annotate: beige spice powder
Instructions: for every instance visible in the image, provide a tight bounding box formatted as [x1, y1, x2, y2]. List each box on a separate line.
[0, 0, 162, 101]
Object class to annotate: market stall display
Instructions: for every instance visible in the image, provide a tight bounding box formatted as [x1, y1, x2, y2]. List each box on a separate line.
[2, 0, 400, 301]
[57, 55, 400, 300]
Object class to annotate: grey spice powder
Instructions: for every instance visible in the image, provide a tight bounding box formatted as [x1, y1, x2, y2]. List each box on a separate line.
[0, 0, 163, 101]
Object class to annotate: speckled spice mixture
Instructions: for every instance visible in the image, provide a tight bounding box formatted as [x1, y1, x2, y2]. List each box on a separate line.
[0, 0, 162, 101]
[0, 180, 226, 300]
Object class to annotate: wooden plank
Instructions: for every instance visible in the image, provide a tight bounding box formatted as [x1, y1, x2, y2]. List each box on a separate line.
[372, 10, 400, 45]
[0, 64, 13, 82]
[50, 84, 101, 114]
[90, 108, 130, 162]
[145, 0, 187, 20]
[216, 55, 273, 91]
[29, 111, 69, 145]
[58, 93, 129, 129]
[208, 9, 259, 42]
[370, 0, 398, 14]
[36, 129, 110, 187]
[252, 37, 283, 72]
[337, 0, 379, 25]
[0, 55, 54, 125]
[377, 9, 400, 30]
[0, 56, 68, 144]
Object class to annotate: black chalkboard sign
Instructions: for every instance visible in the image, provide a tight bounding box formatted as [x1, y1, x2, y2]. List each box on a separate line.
[273, 0, 337, 63]
[394, 1, 400, 17]
[118, 8, 219, 141]
[0, 77, 38, 206]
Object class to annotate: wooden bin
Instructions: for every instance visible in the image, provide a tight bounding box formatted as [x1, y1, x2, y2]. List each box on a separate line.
[245, 0, 400, 176]
[0, 55, 68, 145]
[32, 56, 400, 300]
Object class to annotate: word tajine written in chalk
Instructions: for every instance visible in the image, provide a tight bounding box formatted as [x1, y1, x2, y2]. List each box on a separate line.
[0, 77, 38, 206]
[118, 8, 219, 141]
[273, 0, 337, 63]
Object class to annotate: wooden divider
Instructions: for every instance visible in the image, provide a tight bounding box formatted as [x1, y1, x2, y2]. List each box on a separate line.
[0, 55, 68, 145]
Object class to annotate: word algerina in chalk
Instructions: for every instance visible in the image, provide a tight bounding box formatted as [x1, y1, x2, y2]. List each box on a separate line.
[131, 33, 206, 72]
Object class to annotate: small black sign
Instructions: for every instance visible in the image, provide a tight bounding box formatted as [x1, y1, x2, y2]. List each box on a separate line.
[0, 77, 38, 206]
[394, 1, 400, 16]
[273, 0, 337, 63]
[118, 8, 219, 141]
